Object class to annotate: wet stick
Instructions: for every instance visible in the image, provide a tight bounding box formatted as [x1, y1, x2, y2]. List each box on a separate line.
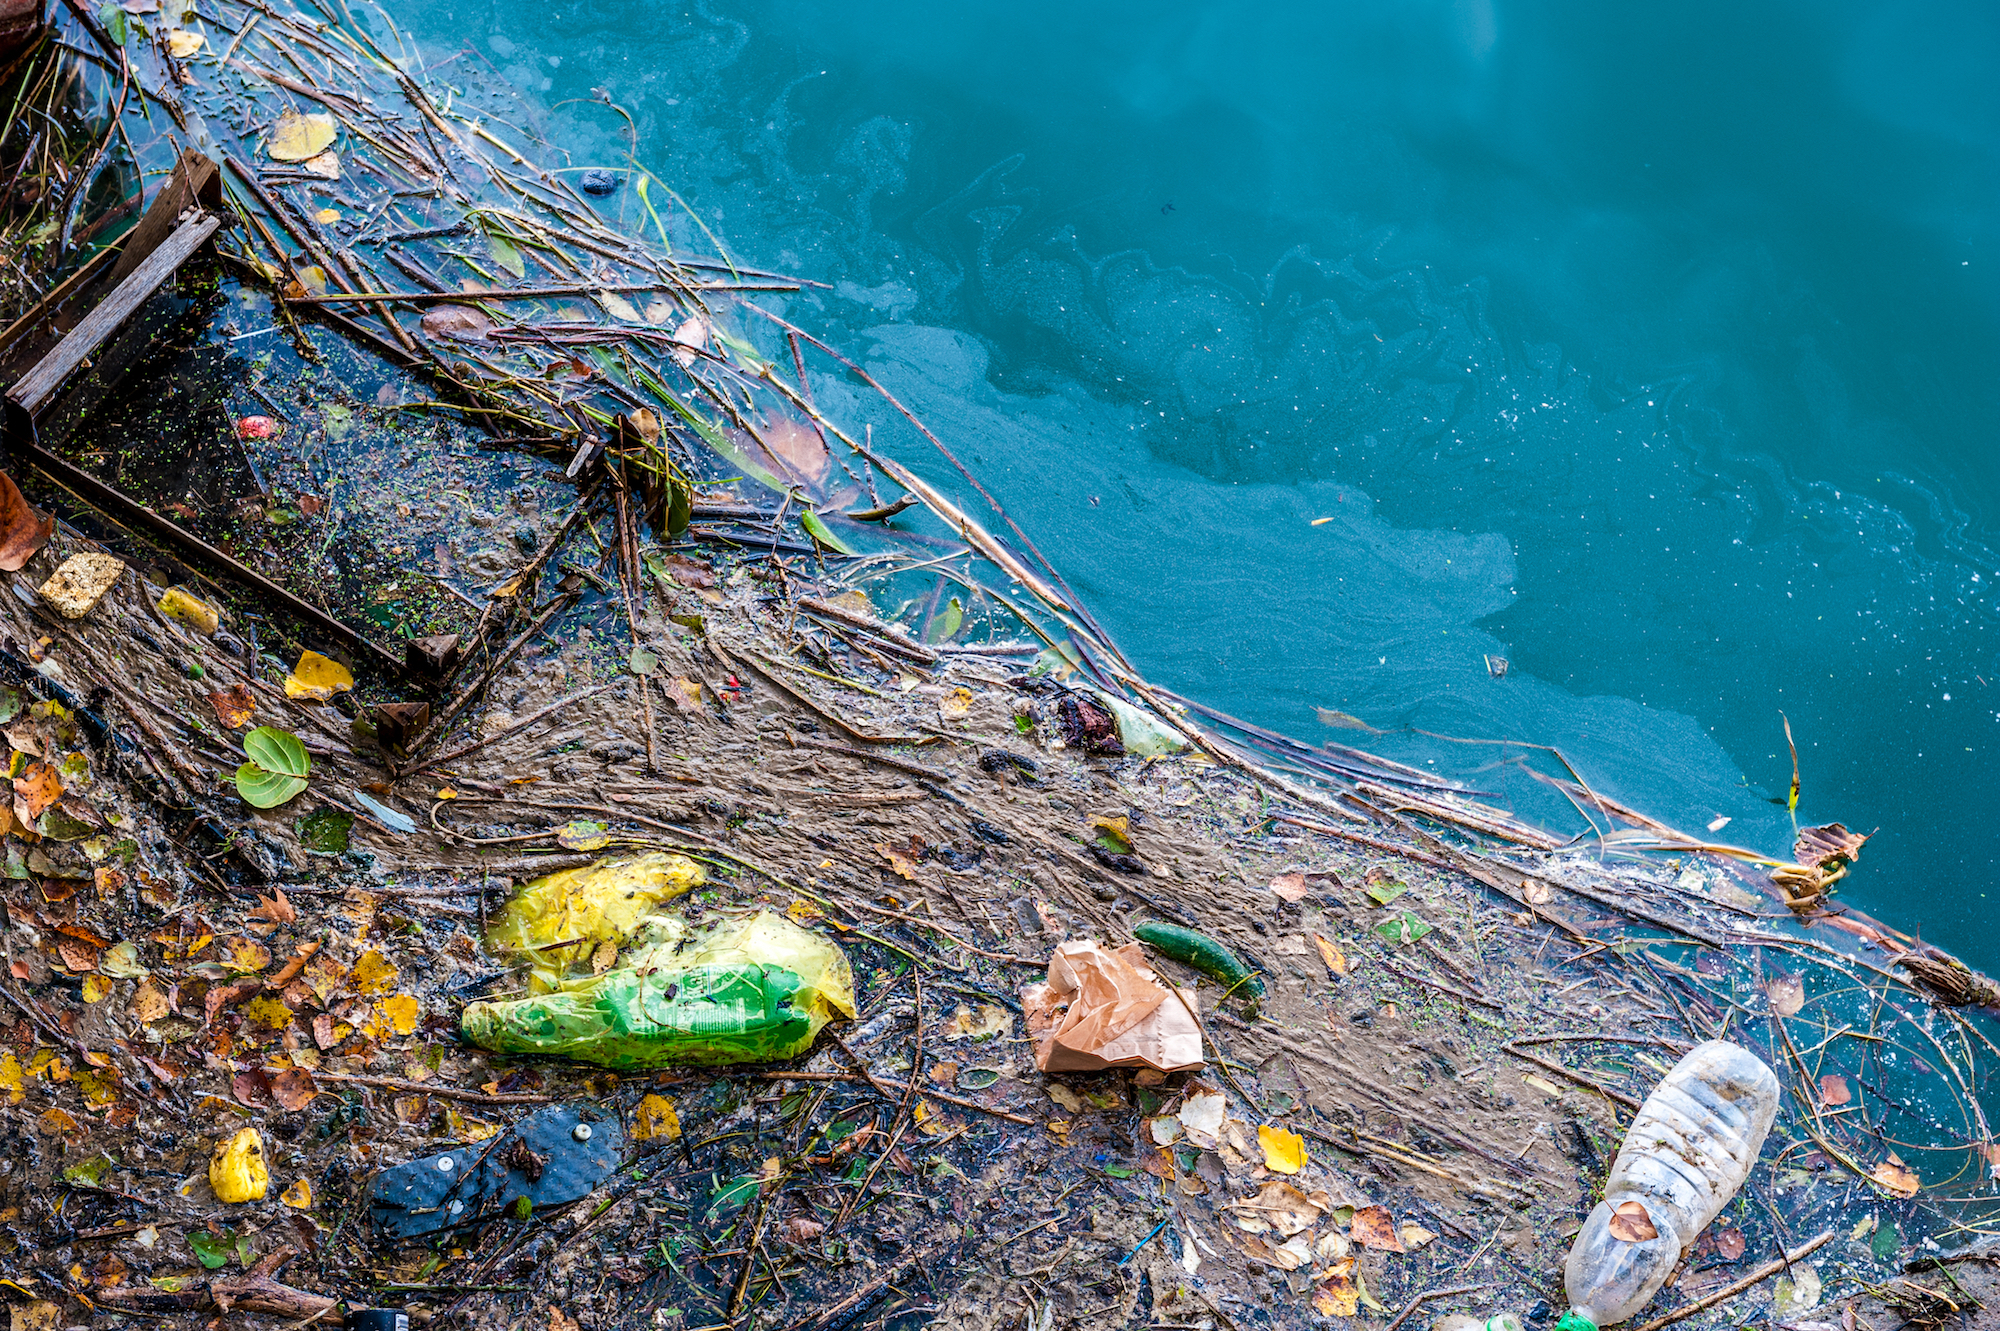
[402, 591, 577, 762]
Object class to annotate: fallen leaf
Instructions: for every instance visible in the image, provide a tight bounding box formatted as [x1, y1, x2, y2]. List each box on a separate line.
[632, 1093, 681, 1141]
[237, 726, 310, 808]
[597, 290, 643, 321]
[1231, 1180, 1322, 1237]
[1350, 1204, 1404, 1252]
[0, 470, 55, 571]
[1819, 1074, 1852, 1107]
[271, 1067, 317, 1111]
[762, 415, 829, 485]
[130, 978, 170, 1023]
[939, 686, 974, 719]
[378, 993, 420, 1035]
[671, 314, 710, 367]
[13, 760, 63, 817]
[1871, 1153, 1920, 1198]
[1269, 872, 1309, 903]
[1400, 1223, 1437, 1249]
[1714, 1226, 1746, 1260]
[166, 28, 203, 56]
[208, 685, 256, 727]
[557, 819, 611, 851]
[1315, 707, 1378, 733]
[1314, 1269, 1360, 1318]
[875, 842, 920, 881]
[1311, 933, 1347, 977]
[8, 1300, 60, 1331]
[1522, 1072, 1565, 1098]
[1522, 877, 1555, 906]
[1767, 973, 1805, 1017]
[1257, 1124, 1308, 1174]
[301, 150, 342, 179]
[1178, 1087, 1227, 1149]
[351, 949, 398, 996]
[280, 1177, 313, 1209]
[1609, 1199, 1659, 1241]
[1795, 823, 1868, 869]
[420, 303, 494, 341]
[284, 650, 354, 700]
[224, 936, 271, 973]
[267, 112, 336, 162]
[315, 207, 339, 224]
[248, 889, 296, 926]
[1773, 1263, 1822, 1318]
[1047, 1083, 1086, 1113]
[81, 973, 113, 1003]
[590, 940, 617, 973]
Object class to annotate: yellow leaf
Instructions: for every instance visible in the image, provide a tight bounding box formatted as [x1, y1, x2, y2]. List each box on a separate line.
[597, 290, 644, 322]
[914, 1098, 946, 1137]
[446, 1106, 502, 1141]
[226, 937, 271, 973]
[786, 899, 824, 925]
[351, 949, 398, 995]
[1312, 932, 1346, 976]
[1522, 1072, 1566, 1097]
[301, 150, 341, 180]
[210, 1127, 269, 1202]
[1257, 1124, 1308, 1174]
[1314, 1273, 1359, 1318]
[267, 112, 337, 163]
[80, 974, 113, 1003]
[281, 1177, 313, 1209]
[284, 649, 354, 700]
[379, 993, 421, 1035]
[939, 686, 974, 719]
[0, 1050, 23, 1103]
[314, 208, 340, 224]
[158, 586, 218, 635]
[166, 28, 203, 56]
[243, 995, 294, 1030]
[632, 1093, 681, 1142]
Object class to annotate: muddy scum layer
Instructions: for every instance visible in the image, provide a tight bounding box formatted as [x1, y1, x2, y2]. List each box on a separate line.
[0, 3, 1995, 1330]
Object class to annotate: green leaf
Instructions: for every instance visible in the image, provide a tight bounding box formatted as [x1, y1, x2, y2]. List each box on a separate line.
[629, 645, 659, 676]
[511, 1195, 532, 1220]
[188, 1228, 235, 1269]
[1373, 911, 1433, 946]
[487, 230, 526, 279]
[799, 508, 855, 555]
[925, 595, 964, 644]
[957, 1067, 1001, 1091]
[1102, 1164, 1134, 1178]
[243, 726, 309, 778]
[237, 725, 310, 807]
[1872, 1217, 1899, 1262]
[666, 473, 692, 537]
[0, 685, 26, 725]
[297, 807, 354, 853]
[707, 1174, 758, 1216]
[1365, 880, 1407, 907]
[236, 762, 307, 808]
[99, 3, 129, 45]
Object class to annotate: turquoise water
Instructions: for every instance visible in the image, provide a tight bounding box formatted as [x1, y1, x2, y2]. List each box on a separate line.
[399, 1, 2000, 965]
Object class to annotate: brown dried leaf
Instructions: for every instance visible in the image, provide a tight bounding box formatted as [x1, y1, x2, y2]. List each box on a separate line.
[130, 977, 170, 1024]
[1795, 822, 1868, 869]
[271, 1067, 318, 1111]
[419, 304, 494, 342]
[1767, 973, 1805, 1017]
[233, 1066, 273, 1106]
[0, 469, 55, 571]
[1714, 1226, 1746, 1260]
[876, 842, 920, 882]
[1350, 1204, 1404, 1252]
[760, 415, 829, 486]
[1522, 877, 1555, 906]
[248, 889, 296, 926]
[1818, 1074, 1852, 1107]
[208, 684, 257, 728]
[55, 936, 100, 973]
[1269, 872, 1309, 903]
[1608, 1199, 1659, 1242]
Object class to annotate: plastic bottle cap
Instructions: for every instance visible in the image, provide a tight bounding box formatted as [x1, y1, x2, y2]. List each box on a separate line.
[436, 1156, 455, 1172]
[572, 1123, 593, 1142]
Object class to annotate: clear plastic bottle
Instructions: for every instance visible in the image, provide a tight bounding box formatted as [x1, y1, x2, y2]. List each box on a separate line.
[1560, 1040, 1779, 1329]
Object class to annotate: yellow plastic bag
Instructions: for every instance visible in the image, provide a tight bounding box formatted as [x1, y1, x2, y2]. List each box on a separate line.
[485, 851, 705, 991]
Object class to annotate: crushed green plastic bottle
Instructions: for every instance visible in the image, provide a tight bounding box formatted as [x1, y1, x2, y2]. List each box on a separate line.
[462, 907, 855, 1068]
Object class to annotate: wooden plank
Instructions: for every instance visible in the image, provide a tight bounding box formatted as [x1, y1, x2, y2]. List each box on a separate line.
[107, 150, 219, 288]
[6, 211, 220, 419]
[21, 441, 404, 675]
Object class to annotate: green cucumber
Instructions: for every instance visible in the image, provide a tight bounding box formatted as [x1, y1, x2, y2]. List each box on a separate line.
[1132, 922, 1265, 1002]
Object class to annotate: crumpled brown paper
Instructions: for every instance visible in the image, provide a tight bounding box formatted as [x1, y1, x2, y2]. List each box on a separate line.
[1021, 939, 1204, 1073]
